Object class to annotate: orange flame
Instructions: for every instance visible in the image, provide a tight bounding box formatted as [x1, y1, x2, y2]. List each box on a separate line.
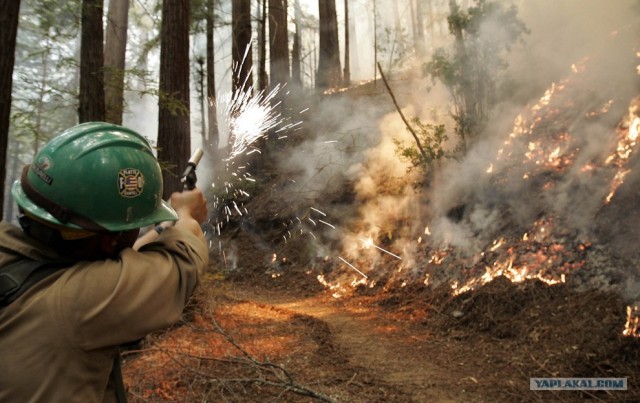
[623, 305, 640, 338]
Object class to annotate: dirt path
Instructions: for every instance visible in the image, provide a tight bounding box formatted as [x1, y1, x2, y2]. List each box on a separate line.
[230, 287, 462, 402]
[125, 274, 640, 402]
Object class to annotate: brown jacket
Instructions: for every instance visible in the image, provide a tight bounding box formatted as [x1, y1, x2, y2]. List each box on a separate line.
[0, 221, 208, 402]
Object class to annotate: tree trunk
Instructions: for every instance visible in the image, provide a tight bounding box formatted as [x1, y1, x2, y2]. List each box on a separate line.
[342, 0, 350, 86]
[158, 0, 191, 197]
[373, 0, 377, 84]
[291, 0, 302, 87]
[411, 0, 426, 56]
[448, 0, 475, 148]
[391, 0, 401, 34]
[269, 0, 289, 89]
[104, 0, 129, 125]
[206, 0, 219, 157]
[197, 57, 206, 142]
[0, 0, 21, 219]
[79, 0, 106, 123]
[316, 0, 341, 90]
[231, 0, 253, 97]
[347, 0, 359, 78]
[258, 0, 268, 92]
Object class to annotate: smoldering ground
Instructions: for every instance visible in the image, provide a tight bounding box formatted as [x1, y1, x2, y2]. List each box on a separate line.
[266, 0, 639, 297]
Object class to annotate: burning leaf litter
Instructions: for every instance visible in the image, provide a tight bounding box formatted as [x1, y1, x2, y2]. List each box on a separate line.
[209, 47, 640, 339]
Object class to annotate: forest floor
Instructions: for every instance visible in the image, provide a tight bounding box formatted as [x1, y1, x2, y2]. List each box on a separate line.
[122, 76, 640, 401]
[122, 228, 640, 402]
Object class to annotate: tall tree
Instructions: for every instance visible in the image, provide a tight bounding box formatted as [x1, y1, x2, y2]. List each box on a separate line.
[231, 0, 253, 96]
[257, 0, 268, 92]
[79, 0, 106, 123]
[158, 0, 191, 197]
[347, 0, 359, 79]
[291, 0, 302, 86]
[269, 0, 289, 88]
[342, 0, 350, 86]
[11, 1, 79, 155]
[104, 0, 130, 125]
[373, 0, 378, 84]
[0, 0, 21, 219]
[425, 0, 528, 150]
[316, 0, 341, 90]
[196, 57, 206, 142]
[411, 0, 425, 56]
[206, 0, 219, 156]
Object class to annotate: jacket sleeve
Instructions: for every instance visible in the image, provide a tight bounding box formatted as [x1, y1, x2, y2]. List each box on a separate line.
[55, 226, 209, 350]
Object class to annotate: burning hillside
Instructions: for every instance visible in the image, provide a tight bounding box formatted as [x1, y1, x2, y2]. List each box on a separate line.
[276, 34, 640, 340]
[208, 44, 640, 340]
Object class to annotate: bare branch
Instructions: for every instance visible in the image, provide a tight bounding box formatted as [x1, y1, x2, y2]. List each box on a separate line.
[377, 62, 428, 161]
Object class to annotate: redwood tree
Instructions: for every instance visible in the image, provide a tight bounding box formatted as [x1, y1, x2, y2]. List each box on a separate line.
[231, 0, 253, 97]
[317, 0, 341, 90]
[158, 0, 191, 197]
[291, 0, 302, 86]
[104, 0, 129, 125]
[0, 0, 21, 218]
[342, 0, 350, 86]
[79, 0, 106, 123]
[258, 0, 268, 92]
[269, 0, 289, 88]
[206, 0, 219, 156]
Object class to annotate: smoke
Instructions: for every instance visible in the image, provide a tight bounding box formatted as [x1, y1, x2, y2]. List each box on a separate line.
[509, 0, 640, 101]
[422, 0, 639, 251]
[250, 0, 640, 298]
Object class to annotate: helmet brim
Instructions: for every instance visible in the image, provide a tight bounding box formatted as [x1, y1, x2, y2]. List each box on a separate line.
[11, 180, 178, 232]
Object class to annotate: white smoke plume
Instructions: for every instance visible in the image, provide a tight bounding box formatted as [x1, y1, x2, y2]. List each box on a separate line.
[271, 0, 640, 296]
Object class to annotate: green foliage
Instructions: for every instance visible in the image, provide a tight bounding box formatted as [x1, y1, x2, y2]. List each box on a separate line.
[424, 0, 528, 151]
[394, 118, 448, 173]
[10, 0, 82, 156]
[190, 0, 223, 34]
[157, 90, 191, 117]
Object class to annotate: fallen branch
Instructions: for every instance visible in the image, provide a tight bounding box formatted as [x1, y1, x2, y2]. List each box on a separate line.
[207, 313, 336, 402]
[377, 62, 428, 161]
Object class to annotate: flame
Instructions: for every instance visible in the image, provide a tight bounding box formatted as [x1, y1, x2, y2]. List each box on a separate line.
[585, 100, 613, 117]
[429, 249, 449, 265]
[316, 274, 345, 299]
[315, 58, 640, 340]
[489, 238, 506, 251]
[623, 305, 640, 337]
[602, 111, 640, 203]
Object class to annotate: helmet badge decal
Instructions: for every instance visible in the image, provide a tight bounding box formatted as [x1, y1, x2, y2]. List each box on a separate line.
[32, 155, 54, 185]
[118, 168, 144, 198]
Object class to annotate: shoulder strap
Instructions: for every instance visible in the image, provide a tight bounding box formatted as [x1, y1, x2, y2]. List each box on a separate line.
[113, 351, 128, 403]
[0, 259, 68, 308]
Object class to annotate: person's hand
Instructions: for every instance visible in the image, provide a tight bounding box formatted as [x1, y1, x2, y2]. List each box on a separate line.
[170, 188, 208, 224]
[133, 188, 208, 251]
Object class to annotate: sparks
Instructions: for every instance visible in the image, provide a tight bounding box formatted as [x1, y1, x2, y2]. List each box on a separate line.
[359, 238, 402, 260]
[217, 84, 285, 160]
[319, 219, 336, 229]
[338, 256, 368, 279]
[310, 207, 327, 216]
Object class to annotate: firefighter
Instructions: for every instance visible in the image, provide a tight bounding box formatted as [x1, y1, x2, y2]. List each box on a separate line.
[0, 122, 209, 402]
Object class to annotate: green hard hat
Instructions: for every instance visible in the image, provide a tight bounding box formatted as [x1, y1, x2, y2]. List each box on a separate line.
[12, 122, 178, 232]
